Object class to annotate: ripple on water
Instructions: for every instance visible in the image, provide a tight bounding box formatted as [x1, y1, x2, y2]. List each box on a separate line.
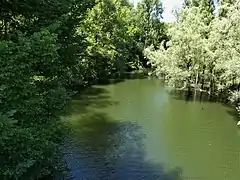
[62, 122, 183, 180]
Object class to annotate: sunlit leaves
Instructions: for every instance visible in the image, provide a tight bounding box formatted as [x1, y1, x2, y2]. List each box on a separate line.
[145, 6, 211, 88]
[210, 1, 240, 91]
[146, 0, 240, 107]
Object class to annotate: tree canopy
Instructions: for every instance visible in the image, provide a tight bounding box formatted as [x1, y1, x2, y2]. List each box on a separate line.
[3, 0, 240, 178]
[145, 0, 240, 105]
[0, 0, 166, 179]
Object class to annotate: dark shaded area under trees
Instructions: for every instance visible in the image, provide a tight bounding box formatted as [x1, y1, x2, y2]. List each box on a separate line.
[0, 0, 167, 179]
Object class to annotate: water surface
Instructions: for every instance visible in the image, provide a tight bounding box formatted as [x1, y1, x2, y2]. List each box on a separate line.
[64, 77, 240, 180]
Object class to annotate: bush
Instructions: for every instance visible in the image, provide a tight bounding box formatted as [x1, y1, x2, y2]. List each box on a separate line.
[0, 114, 65, 179]
[0, 29, 69, 179]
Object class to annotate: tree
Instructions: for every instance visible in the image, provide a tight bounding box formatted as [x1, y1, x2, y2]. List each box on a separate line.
[218, 0, 236, 17]
[134, 0, 167, 68]
[145, 6, 211, 93]
[0, 0, 181, 178]
[183, 0, 215, 24]
[209, 0, 240, 100]
[145, 0, 240, 110]
[136, 0, 165, 48]
[79, 0, 140, 80]
[0, 0, 92, 179]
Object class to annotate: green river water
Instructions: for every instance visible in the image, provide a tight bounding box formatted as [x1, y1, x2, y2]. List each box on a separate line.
[64, 76, 240, 180]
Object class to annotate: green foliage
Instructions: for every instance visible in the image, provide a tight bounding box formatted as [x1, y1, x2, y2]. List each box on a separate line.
[218, 0, 237, 17]
[79, 0, 146, 80]
[133, 0, 167, 68]
[0, 0, 167, 179]
[0, 28, 70, 179]
[145, 6, 211, 89]
[145, 0, 240, 112]
[0, 0, 79, 179]
[182, 0, 215, 24]
[209, 1, 240, 96]
[0, 114, 64, 179]
[0, 29, 67, 123]
[136, 0, 166, 48]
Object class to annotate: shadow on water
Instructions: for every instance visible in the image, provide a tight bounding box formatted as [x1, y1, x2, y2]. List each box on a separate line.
[62, 85, 183, 180]
[97, 72, 148, 86]
[97, 78, 125, 85]
[222, 103, 240, 123]
[64, 87, 119, 116]
[64, 112, 183, 180]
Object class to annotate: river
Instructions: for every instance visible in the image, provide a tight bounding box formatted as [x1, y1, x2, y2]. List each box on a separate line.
[63, 75, 240, 180]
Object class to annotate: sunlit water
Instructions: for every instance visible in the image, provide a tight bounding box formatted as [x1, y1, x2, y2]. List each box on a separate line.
[63, 77, 240, 180]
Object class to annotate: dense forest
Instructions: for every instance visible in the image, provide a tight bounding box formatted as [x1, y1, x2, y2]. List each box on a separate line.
[1, 0, 240, 179]
[146, 0, 240, 107]
[0, 0, 166, 179]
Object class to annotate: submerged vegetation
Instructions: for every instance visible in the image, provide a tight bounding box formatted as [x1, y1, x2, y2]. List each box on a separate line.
[145, 0, 240, 111]
[1, 0, 240, 179]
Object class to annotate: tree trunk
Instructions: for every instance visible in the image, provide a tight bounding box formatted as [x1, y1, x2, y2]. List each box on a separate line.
[4, 19, 8, 40]
[187, 77, 191, 94]
[201, 66, 205, 90]
[209, 67, 214, 100]
[195, 71, 199, 89]
[194, 71, 199, 102]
